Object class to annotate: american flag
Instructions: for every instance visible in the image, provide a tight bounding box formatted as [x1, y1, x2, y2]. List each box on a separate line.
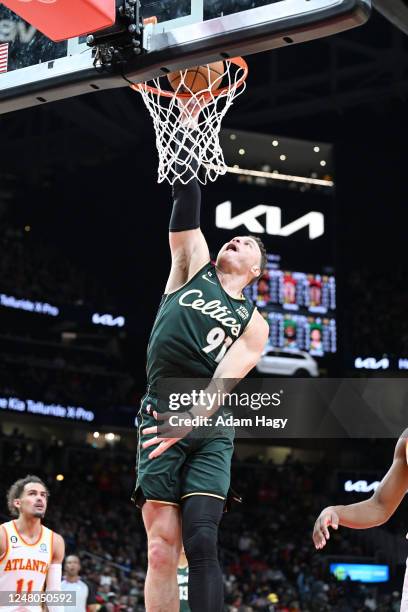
[0, 43, 9, 74]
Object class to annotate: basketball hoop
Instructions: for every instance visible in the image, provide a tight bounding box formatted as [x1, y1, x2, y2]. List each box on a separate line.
[131, 57, 248, 185]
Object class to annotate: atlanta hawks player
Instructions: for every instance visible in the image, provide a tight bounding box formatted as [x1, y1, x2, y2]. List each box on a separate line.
[313, 430, 408, 611]
[0, 475, 65, 611]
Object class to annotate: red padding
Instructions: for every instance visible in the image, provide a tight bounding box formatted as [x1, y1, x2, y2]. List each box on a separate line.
[2, 0, 116, 42]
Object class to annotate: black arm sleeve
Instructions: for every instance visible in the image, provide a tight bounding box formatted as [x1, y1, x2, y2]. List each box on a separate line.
[169, 179, 201, 232]
[169, 130, 201, 232]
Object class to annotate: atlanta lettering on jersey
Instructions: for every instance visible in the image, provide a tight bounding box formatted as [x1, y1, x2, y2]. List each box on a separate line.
[178, 290, 242, 337]
[4, 559, 48, 574]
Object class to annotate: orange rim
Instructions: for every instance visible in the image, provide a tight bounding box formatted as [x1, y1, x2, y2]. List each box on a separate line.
[131, 57, 248, 99]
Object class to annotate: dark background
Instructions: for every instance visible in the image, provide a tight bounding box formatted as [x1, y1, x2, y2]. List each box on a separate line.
[0, 4, 407, 399]
[0, 5, 408, 610]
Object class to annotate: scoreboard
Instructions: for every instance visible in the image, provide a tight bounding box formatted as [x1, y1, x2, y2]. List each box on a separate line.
[246, 255, 337, 357]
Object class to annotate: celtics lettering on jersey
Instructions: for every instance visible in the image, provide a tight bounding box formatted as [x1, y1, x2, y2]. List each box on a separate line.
[146, 262, 256, 388]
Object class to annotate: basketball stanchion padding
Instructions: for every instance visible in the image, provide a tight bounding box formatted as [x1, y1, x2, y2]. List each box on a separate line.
[1, 0, 116, 43]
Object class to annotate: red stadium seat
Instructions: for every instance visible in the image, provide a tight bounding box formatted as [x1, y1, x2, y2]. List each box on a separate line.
[2, 0, 116, 42]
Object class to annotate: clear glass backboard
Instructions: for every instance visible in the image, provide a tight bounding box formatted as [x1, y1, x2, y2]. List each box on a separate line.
[0, 0, 371, 114]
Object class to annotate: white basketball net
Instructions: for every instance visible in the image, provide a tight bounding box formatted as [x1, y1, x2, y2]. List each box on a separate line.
[135, 59, 247, 185]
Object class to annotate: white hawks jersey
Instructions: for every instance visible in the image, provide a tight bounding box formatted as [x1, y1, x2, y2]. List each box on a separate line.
[0, 520, 53, 612]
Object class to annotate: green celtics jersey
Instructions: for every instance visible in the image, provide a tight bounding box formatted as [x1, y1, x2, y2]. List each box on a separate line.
[146, 262, 256, 390]
[177, 565, 190, 612]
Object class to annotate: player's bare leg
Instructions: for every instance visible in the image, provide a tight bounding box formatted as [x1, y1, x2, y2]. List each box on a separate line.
[142, 501, 182, 612]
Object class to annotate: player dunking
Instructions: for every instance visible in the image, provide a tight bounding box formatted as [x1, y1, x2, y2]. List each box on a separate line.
[0, 475, 65, 612]
[313, 430, 408, 611]
[132, 131, 269, 611]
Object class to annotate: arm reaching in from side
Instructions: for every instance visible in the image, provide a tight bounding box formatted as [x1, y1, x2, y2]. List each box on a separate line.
[313, 431, 408, 549]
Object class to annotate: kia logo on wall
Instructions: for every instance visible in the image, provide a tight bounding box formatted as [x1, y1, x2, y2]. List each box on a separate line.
[92, 313, 125, 328]
[354, 357, 390, 370]
[215, 200, 325, 240]
[344, 480, 380, 493]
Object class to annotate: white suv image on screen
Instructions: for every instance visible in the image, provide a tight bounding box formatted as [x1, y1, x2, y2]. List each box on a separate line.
[256, 348, 319, 377]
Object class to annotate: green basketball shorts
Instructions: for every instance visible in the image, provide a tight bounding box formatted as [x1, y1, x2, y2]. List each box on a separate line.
[132, 394, 234, 508]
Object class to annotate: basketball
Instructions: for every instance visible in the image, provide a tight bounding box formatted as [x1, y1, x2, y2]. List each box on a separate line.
[167, 61, 225, 94]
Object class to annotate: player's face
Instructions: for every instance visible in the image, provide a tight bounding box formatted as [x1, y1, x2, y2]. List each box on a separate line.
[310, 286, 321, 304]
[65, 556, 81, 577]
[16, 483, 48, 518]
[217, 236, 261, 280]
[284, 282, 296, 302]
[311, 329, 321, 341]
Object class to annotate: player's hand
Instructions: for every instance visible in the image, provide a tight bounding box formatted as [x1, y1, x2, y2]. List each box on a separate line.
[177, 95, 205, 128]
[141, 407, 193, 459]
[313, 507, 340, 549]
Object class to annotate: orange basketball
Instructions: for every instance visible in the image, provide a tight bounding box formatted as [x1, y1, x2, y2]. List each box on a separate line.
[168, 61, 224, 94]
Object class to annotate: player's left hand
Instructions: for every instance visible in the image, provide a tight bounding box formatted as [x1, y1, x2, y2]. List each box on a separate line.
[141, 408, 193, 459]
[313, 507, 339, 549]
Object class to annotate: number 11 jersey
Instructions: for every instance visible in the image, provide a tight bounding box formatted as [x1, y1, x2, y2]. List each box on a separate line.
[0, 520, 53, 612]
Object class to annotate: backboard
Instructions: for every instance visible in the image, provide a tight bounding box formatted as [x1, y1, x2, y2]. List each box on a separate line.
[0, 0, 371, 114]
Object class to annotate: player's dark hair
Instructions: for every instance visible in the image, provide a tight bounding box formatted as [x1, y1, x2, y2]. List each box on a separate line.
[248, 235, 267, 284]
[7, 475, 49, 517]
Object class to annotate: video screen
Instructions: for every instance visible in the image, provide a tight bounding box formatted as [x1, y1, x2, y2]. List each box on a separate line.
[330, 564, 389, 584]
[266, 312, 337, 357]
[248, 263, 336, 314]
[246, 254, 337, 358]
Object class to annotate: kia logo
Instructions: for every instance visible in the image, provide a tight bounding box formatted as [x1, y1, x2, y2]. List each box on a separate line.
[344, 480, 380, 493]
[92, 313, 126, 328]
[354, 357, 390, 370]
[216, 201, 325, 240]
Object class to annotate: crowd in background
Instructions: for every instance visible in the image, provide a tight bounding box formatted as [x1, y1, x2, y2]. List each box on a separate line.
[1, 201, 407, 611]
[2, 220, 407, 371]
[0, 221, 137, 406]
[0, 224, 115, 308]
[347, 267, 408, 355]
[0, 429, 406, 612]
[0, 359, 134, 407]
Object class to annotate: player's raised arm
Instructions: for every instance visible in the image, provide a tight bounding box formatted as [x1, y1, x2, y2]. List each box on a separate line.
[165, 122, 210, 294]
[165, 177, 210, 293]
[165, 177, 210, 294]
[313, 430, 408, 549]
